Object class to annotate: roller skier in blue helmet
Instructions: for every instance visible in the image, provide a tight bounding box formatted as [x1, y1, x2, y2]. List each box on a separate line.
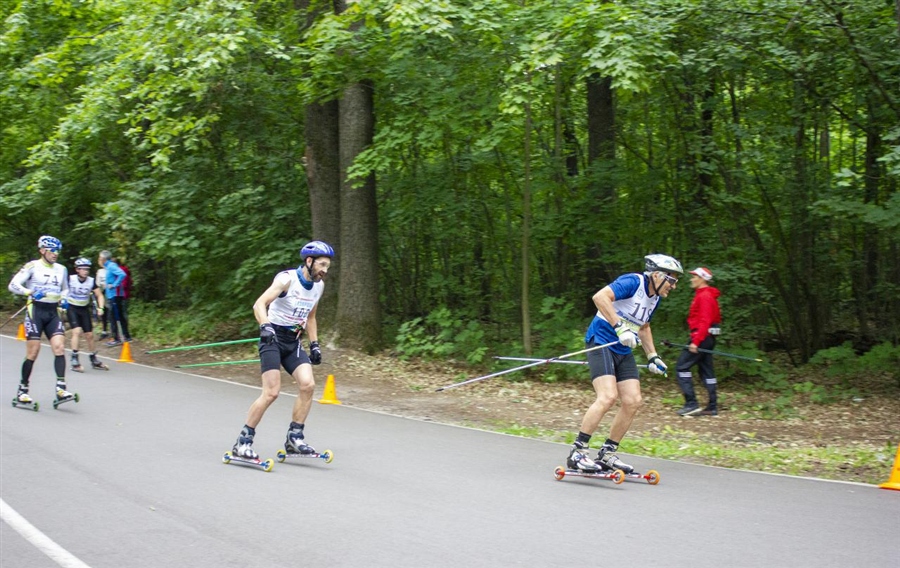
[230, 240, 335, 462]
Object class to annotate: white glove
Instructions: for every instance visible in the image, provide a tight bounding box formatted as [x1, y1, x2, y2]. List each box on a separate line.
[614, 321, 638, 349]
[647, 353, 667, 375]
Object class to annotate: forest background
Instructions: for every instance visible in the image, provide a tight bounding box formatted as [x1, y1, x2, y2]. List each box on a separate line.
[1, 0, 899, 478]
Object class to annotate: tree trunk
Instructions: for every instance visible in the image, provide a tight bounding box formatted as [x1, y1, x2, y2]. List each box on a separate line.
[336, 80, 381, 352]
[522, 99, 532, 356]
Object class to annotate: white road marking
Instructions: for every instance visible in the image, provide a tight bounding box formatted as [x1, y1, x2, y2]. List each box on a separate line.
[1, 498, 92, 568]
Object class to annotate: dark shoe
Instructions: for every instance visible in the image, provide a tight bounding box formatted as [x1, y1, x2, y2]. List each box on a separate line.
[105, 339, 122, 347]
[697, 408, 718, 417]
[677, 404, 701, 416]
[99, 331, 110, 339]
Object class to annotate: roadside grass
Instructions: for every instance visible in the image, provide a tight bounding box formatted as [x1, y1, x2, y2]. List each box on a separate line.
[487, 423, 894, 485]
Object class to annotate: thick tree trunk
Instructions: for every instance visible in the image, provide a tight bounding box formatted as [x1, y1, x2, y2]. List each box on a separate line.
[336, 80, 381, 352]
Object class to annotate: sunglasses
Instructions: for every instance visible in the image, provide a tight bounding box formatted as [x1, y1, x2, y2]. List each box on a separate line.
[662, 274, 679, 285]
[45, 247, 61, 253]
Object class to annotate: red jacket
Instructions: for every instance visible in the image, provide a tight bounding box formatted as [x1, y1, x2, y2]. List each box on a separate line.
[688, 285, 721, 345]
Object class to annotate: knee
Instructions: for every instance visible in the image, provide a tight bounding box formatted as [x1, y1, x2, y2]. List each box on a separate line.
[620, 393, 643, 412]
[592, 392, 617, 411]
[261, 389, 280, 404]
[298, 378, 315, 397]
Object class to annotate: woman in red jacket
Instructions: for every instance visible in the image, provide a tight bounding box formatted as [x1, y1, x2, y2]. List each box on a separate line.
[675, 267, 722, 416]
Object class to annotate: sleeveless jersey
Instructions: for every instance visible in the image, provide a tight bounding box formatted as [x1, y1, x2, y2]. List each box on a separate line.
[67, 275, 97, 307]
[266, 270, 324, 329]
[8, 259, 68, 304]
[585, 273, 660, 355]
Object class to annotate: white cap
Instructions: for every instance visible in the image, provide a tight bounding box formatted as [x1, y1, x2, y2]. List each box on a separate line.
[689, 267, 713, 281]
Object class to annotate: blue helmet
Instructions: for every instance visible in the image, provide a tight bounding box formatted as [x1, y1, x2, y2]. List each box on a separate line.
[300, 241, 335, 260]
[38, 235, 62, 251]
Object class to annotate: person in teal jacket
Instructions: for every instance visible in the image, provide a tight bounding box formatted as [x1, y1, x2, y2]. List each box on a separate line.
[98, 250, 131, 345]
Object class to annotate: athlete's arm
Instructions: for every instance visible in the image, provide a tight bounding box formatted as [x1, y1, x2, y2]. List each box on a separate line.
[638, 323, 658, 357]
[253, 277, 289, 325]
[7, 263, 34, 296]
[592, 286, 620, 327]
[305, 303, 319, 343]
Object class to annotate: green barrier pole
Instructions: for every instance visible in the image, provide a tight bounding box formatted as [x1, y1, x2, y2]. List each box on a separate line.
[146, 338, 258, 354]
[175, 359, 260, 368]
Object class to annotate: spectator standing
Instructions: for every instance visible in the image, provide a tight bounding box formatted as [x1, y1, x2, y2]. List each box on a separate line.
[98, 250, 132, 346]
[675, 267, 722, 416]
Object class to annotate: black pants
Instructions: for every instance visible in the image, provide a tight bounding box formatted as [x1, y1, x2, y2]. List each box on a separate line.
[110, 297, 131, 341]
[675, 335, 717, 410]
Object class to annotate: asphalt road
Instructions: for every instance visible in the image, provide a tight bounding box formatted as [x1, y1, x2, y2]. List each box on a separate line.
[1, 335, 898, 568]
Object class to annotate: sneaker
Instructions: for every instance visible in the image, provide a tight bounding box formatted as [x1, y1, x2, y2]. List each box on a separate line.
[99, 331, 110, 339]
[697, 408, 718, 417]
[676, 404, 702, 416]
[105, 339, 122, 347]
[596, 446, 634, 473]
[566, 444, 599, 472]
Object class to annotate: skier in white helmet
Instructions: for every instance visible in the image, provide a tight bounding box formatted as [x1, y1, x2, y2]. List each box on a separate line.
[566, 253, 683, 474]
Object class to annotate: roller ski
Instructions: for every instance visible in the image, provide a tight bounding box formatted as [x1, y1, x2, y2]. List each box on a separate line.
[223, 427, 274, 472]
[276, 425, 333, 464]
[11, 386, 39, 412]
[554, 444, 660, 485]
[70, 354, 84, 373]
[52, 383, 80, 409]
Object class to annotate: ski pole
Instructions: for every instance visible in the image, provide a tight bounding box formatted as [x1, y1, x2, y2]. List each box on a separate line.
[175, 359, 260, 368]
[436, 341, 619, 392]
[0, 304, 28, 331]
[662, 340, 764, 362]
[493, 356, 649, 369]
[146, 338, 258, 354]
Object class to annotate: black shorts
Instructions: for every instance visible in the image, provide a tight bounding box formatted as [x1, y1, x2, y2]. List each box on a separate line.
[67, 304, 93, 332]
[259, 324, 311, 375]
[586, 341, 640, 382]
[24, 302, 65, 340]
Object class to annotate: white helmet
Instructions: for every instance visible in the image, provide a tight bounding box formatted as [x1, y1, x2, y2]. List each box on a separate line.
[75, 257, 91, 268]
[644, 254, 683, 276]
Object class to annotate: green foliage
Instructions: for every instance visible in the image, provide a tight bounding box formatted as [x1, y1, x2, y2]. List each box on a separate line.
[395, 307, 488, 364]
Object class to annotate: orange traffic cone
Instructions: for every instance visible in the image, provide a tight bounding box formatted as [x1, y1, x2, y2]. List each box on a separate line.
[317, 374, 342, 405]
[880, 444, 900, 491]
[117, 341, 134, 363]
[16, 323, 26, 341]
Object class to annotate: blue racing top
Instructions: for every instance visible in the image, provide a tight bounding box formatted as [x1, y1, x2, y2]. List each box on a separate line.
[584, 273, 661, 355]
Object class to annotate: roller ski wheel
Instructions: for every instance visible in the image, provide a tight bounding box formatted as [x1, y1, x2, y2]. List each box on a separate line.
[554, 465, 625, 484]
[222, 451, 274, 472]
[11, 398, 39, 412]
[91, 361, 109, 371]
[52, 392, 80, 409]
[622, 469, 660, 485]
[276, 448, 333, 464]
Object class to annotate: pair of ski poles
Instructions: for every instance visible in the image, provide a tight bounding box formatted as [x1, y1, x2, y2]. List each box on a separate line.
[435, 338, 764, 392]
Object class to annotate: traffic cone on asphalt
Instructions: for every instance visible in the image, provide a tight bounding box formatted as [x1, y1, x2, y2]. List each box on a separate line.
[317, 374, 342, 405]
[16, 323, 26, 341]
[117, 341, 134, 363]
[880, 444, 900, 491]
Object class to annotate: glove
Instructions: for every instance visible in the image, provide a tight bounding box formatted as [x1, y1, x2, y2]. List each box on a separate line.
[647, 353, 667, 375]
[614, 321, 638, 349]
[259, 323, 277, 345]
[31, 290, 46, 301]
[309, 341, 322, 365]
[59, 299, 68, 309]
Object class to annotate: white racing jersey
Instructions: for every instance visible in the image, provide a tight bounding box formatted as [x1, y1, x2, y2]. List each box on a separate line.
[8, 260, 68, 303]
[66, 275, 97, 307]
[267, 270, 324, 329]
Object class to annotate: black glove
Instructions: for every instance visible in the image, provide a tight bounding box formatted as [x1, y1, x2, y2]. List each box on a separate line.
[259, 323, 277, 345]
[309, 341, 322, 365]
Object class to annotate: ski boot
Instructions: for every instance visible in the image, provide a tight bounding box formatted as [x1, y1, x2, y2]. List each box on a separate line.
[90, 353, 109, 371]
[223, 427, 273, 472]
[276, 424, 334, 464]
[566, 441, 600, 473]
[596, 445, 634, 474]
[71, 353, 83, 373]
[53, 382, 80, 409]
[11, 385, 38, 411]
